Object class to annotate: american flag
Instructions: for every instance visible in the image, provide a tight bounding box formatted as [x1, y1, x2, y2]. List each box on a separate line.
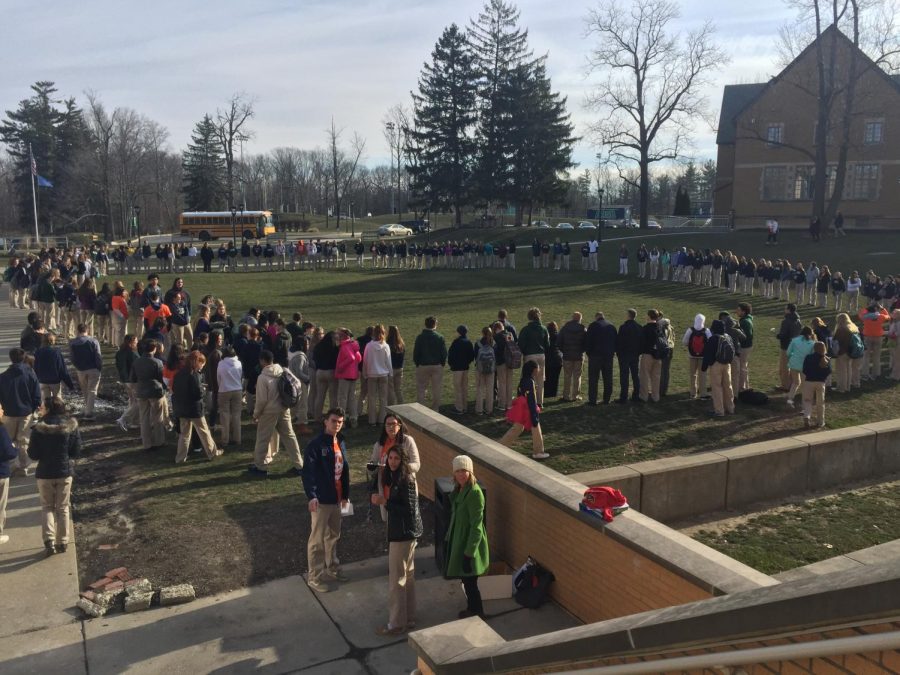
[29, 145, 37, 176]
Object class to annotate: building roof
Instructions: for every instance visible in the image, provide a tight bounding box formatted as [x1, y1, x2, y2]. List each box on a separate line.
[716, 83, 767, 145]
[716, 26, 900, 146]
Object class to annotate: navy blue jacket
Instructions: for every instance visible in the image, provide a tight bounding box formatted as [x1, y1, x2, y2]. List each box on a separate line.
[302, 432, 351, 505]
[0, 363, 41, 416]
[69, 336, 102, 372]
[33, 347, 75, 389]
[0, 427, 17, 478]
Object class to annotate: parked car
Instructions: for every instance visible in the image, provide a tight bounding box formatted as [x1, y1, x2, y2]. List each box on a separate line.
[604, 221, 618, 229]
[556, 222, 574, 229]
[377, 224, 413, 237]
[577, 221, 597, 229]
[531, 220, 550, 228]
[647, 220, 662, 229]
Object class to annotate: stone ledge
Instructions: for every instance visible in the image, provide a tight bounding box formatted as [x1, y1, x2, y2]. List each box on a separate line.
[408, 617, 504, 674]
[718, 437, 810, 509]
[633, 453, 728, 522]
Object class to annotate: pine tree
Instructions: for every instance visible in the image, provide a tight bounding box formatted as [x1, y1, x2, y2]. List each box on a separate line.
[0, 81, 86, 233]
[506, 60, 575, 224]
[182, 115, 226, 211]
[467, 0, 535, 210]
[410, 24, 478, 227]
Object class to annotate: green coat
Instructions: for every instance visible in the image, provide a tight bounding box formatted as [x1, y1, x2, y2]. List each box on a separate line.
[444, 482, 490, 578]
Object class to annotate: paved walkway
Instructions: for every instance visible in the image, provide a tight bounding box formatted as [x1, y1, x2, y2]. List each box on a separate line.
[0, 286, 578, 673]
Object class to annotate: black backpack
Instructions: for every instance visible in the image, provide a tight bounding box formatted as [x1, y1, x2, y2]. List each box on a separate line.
[651, 325, 671, 360]
[513, 557, 555, 609]
[277, 369, 302, 408]
[715, 335, 735, 364]
[737, 389, 769, 405]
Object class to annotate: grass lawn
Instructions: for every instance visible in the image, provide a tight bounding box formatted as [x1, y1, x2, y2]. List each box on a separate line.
[687, 480, 900, 574]
[72, 227, 900, 594]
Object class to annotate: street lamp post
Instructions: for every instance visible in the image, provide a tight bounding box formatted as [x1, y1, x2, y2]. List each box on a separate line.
[133, 204, 141, 247]
[350, 201, 355, 237]
[230, 205, 237, 248]
[597, 189, 604, 242]
[385, 122, 395, 215]
[239, 203, 245, 240]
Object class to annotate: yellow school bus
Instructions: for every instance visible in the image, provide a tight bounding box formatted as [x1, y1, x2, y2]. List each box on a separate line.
[179, 210, 276, 241]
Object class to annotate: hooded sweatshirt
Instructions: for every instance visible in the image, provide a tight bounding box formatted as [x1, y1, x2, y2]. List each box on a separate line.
[682, 313, 711, 354]
[254, 363, 286, 417]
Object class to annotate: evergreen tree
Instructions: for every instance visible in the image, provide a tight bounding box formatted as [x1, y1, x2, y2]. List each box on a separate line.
[410, 24, 478, 227]
[0, 81, 86, 233]
[182, 115, 226, 211]
[467, 0, 535, 210]
[506, 61, 575, 223]
[673, 185, 691, 216]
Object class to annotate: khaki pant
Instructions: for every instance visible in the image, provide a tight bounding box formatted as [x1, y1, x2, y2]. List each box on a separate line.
[61, 309, 78, 339]
[313, 369, 337, 420]
[638, 355, 661, 402]
[75, 368, 101, 415]
[3, 414, 33, 470]
[834, 354, 862, 392]
[37, 476, 73, 544]
[500, 422, 545, 456]
[387, 369, 404, 405]
[218, 390, 243, 444]
[111, 313, 127, 349]
[787, 369, 804, 403]
[451, 370, 468, 412]
[779, 349, 790, 390]
[95, 314, 111, 344]
[168, 324, 186, 350]
[130, 309, 144, 340]
[336, 379, 359, 422]
[496, 364, 513, 410]
[526, 354, 546, 406]
[475, 372, 495, 414]
[388, 539, 417, 629]
[415, 365, 443, 411]
[121, 383, 140, 427]
[802, 381, 826, 425]
[367, 376, 389, 424]
[254, 408, 302, 469]
[708, 362, 735, 415]
[307, 503, 342, 583]
[737, 346, 752, 391]
[138, 397, 167, 449]
[176, 417, 219, 463]
[13, 286, 28, 309]
[41, 382, 62, 405]
[688, 357, 707, 398]
[862, 336, 883, 378]
[562, 359, 583, 400]
[78, 310, 94, 335]
[0, 477, 8, 534]
[38, 301, 55, 331]
[291, 382, 309, 425]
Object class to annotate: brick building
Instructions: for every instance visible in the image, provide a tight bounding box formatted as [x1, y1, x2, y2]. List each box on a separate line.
[715, 26, 900, 229]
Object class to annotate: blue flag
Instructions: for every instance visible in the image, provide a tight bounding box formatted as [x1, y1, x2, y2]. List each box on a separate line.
[37, 175, 53, 188]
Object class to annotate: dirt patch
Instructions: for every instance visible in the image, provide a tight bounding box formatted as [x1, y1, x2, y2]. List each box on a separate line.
[72, 398, 435, 598]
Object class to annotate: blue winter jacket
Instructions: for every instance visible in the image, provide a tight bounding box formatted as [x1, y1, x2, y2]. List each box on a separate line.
[301, 432, 351, 505]
[0, 363, 41, 417]
[0, 427, 17, 478]
[33, 347, 75, 389]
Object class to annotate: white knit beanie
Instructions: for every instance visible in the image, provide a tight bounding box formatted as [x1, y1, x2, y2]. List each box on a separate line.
[452, 455, 474, 473]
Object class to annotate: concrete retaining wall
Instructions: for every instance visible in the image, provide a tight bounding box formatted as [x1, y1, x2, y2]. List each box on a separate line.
[569, 421, 900, 524]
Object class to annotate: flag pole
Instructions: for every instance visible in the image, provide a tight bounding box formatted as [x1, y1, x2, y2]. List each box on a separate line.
[29, 143, 39, 246]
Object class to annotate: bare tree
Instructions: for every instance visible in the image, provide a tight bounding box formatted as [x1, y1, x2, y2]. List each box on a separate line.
[585, 0, 728, 227]
[83, 92, 119, 239]
[383, 104, 411, 220]
[764, 0, 900, 226]
[215, 92, 255, 209]
[326, 119, 365, 230]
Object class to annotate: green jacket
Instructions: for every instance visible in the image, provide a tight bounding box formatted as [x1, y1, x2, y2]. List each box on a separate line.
[517, 320, 550, 357]
[738, 315, 754, 348]
[413, 329, 447, 366]
[444, 482, 490, 578]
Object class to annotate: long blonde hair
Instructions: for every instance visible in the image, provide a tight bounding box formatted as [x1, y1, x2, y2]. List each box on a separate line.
[836, 313, 859, 334]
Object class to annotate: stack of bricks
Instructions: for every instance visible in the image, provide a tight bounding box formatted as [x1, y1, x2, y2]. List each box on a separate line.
[75, 567, 195, 618]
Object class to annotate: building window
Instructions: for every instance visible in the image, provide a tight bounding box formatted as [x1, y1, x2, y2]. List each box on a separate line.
[762, 166, 789, 200]
[766, 123, 784, 147]
[864, 120, 884, 144]
[793, 167, 813, 200]
[848, 164, 879, 200]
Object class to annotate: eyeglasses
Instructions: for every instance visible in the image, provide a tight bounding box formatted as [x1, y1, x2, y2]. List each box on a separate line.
[385, 421, 401, 428]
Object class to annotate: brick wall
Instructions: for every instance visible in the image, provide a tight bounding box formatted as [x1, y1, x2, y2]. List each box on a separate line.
[401, 405, 773, 624]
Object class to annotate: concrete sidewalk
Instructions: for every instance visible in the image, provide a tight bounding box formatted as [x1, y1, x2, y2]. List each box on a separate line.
[2, 546, 579, 674]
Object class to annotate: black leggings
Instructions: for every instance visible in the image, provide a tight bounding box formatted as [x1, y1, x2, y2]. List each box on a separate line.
[461, 576, 484, 617]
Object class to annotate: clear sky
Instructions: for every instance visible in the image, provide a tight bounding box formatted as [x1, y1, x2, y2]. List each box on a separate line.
[2, 0, 796, 170]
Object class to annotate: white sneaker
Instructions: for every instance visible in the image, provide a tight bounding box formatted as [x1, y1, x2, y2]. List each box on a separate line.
[116, 417, 128, 432]
[786, 399, 794, 407]
[0, 535, 9, 544]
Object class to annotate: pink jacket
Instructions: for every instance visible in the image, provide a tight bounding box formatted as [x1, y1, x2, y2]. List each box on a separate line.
[335, 339, 361, 380]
